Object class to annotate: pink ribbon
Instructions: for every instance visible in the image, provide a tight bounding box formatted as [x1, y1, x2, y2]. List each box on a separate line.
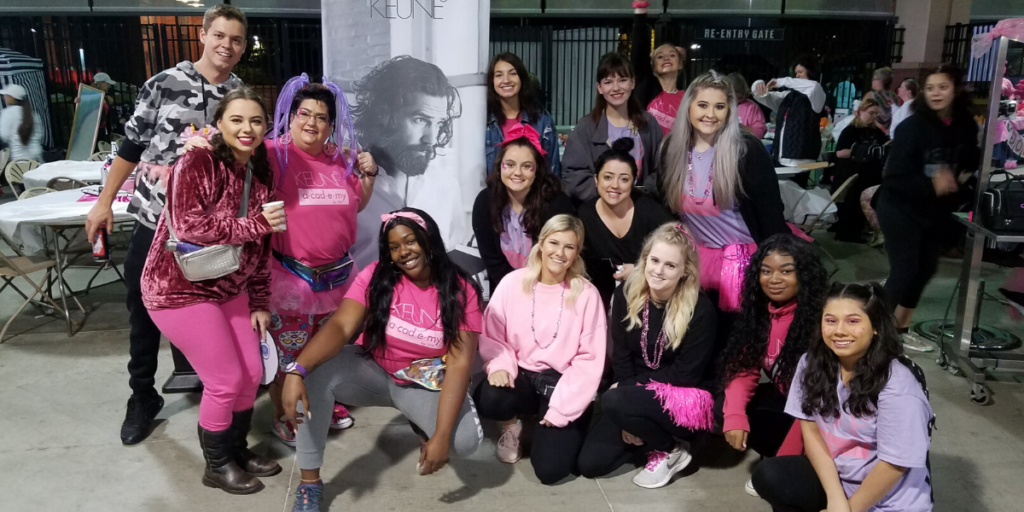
[971, 18, 1024, 60]
[380, 211, 428, 233]
[500, 123, 548, 156]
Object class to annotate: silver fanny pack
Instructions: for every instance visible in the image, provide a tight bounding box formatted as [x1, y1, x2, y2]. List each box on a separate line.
[163, 164, 252, 282]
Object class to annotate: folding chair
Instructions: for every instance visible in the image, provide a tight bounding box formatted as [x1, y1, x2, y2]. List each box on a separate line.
[88, 151, 111, 162]
[796, 174, 860, 276]
[97, 141, 112, 153]
[5, 158, 39, 196]
[0, 238, 75, 343]
[110, 134, 125, 146]
[0, 148, 9, 183]
[46, 177, 90, 191]
[18, 187, 55, 200]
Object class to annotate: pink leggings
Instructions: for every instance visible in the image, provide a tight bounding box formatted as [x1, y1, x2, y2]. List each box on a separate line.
[149, 295, 262, 431]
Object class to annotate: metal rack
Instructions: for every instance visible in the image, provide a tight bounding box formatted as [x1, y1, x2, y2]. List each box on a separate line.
[939, 33, 1024, 405]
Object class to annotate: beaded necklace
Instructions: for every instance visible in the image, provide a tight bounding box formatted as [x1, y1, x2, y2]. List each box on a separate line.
[640, 299, 668, 369]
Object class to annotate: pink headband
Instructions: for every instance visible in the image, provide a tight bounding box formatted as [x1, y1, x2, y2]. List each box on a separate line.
[500, 123, 548, 156]
[676, 224, 695, 250]
[381, 212, 428, 233]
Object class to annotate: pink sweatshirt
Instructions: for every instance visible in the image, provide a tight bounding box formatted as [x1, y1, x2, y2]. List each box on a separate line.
[478, 268, 607, 427]
[737, 99, 768, 139]
[722, 300, 803, 456]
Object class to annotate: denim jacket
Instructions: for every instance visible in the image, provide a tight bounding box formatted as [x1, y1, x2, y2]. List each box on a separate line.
[484, 110, 561, 177]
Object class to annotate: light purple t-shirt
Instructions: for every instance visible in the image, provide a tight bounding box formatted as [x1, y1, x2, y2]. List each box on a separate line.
[786, 355, 934, 512]
[680, 146, 755, 248]
[500, 206, 531, 269]
[607, 122, 644, 178]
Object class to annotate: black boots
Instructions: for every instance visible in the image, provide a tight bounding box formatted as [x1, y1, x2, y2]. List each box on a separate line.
[230, 409, 282, 477]
[121, 394, 164, 445]
[198, 425, 264, 495]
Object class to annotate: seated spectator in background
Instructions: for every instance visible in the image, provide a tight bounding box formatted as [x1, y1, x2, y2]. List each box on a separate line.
[562, 52, 662, 204]
[752, 282, 934, 512]
[475, 214, 606, 485]
[726, 72, 768, 139]
[752, 55, 827, 167]
[473, 124, 574, 296]
[577, 223, 717, 489]
[578, 138, 674, 307]
[890, 78, 919, 136]
[869, 67, 901, 134]
[485, 52, 560, 178]
[717, 233, 828, 497]
[830, 95, 889, 243]
[630, 1, 687, 136]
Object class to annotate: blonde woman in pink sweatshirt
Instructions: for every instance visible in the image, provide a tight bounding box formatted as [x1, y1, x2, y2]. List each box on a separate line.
[475, 214, 608, 485]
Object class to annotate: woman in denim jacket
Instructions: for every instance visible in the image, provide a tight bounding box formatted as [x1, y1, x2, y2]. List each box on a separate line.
[484, 52, 560, 178]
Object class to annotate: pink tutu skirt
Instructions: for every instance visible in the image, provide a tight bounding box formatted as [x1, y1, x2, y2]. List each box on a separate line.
[268, 258, 355, 316]
[696, 242, 757, 312]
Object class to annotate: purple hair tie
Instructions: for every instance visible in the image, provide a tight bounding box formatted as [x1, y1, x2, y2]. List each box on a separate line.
[273, 73, 311, 173]
[323, 77, 358, 176]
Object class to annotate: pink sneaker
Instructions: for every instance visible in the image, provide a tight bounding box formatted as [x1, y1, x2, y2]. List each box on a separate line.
[496, 420, 523, 464]
[330, 403, 354, 430]
[272, 417, 296, 447]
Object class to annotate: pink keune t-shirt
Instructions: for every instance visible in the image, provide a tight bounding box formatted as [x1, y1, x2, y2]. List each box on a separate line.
[345, 262, 483, 381]
[786, 356, 934, 512]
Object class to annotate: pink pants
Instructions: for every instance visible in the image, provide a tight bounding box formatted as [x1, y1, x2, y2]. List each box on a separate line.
[149, 295, 262, 431]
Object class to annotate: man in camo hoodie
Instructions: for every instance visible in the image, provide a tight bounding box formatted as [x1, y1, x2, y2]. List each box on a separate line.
[86, 4, 248, 446]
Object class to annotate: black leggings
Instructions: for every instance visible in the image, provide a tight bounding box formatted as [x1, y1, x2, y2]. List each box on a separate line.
[713, 382, 795, 457]
[473, 370, 593, 485]
[751, 455, 828, 512]
[876, 199, 942, 310]
[577, 384, 695, 478]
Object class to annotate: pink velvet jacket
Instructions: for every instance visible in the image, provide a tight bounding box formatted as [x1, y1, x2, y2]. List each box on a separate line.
[141, 149, 274, 311]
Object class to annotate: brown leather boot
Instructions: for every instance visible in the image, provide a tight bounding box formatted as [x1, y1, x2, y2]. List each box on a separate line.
[198, 424, 264, 494]
[230, 409, 282, 477]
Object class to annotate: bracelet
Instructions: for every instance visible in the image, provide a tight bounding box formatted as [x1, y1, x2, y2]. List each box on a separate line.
[287, 371, 305, 380]
[363, 169, 379, 178]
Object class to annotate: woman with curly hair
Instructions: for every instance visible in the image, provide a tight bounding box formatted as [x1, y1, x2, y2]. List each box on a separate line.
[473, 124, 574, 295]
[577, 223, 717, 489]
[717, 233, 828, 497]
[751, 282, 934, 512]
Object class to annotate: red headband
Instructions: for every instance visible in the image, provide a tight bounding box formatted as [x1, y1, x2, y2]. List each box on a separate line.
[500, 123, 548, 156]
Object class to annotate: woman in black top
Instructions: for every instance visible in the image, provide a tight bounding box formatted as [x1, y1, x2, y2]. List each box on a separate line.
[830, 95, 889, 243]
[578, 223, 717, 489]
[579, 138, 675, 307]
[876, 64, 980, 353]
[472, 124, 575, 296]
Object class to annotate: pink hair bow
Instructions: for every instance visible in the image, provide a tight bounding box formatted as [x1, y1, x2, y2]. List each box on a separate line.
[676, 224, 696, 250]
[500, 123, 548, 156]
[380, 211, 428, 233]
[972, 18, 1024, 59]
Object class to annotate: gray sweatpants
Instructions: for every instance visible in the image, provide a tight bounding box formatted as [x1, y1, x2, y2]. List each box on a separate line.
[296, 344, 483, 470]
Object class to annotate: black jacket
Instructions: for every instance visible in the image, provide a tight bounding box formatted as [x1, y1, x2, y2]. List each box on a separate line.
[561, 112, 664, 204]
[654, 132, 790, 244]
[772, 91, 822, 162]
[471, 188, 576, 295]
[878, 109, 980, 227]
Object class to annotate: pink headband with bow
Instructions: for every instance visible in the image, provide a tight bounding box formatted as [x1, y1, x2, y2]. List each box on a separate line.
[500, 123, 548, 156]
[381, 211, 428, 233]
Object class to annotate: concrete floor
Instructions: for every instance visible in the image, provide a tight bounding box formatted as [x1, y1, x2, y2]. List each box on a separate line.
[2, 212, 1024, 511]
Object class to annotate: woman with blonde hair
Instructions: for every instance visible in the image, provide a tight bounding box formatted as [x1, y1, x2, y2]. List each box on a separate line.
[657, 71, 788, 312]
[830, 94, 889, 243]
[475, 214, 607, 485]
[578, 223, 717, 489]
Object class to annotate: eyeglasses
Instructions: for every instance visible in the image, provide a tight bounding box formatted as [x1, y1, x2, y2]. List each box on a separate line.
[294, 110, 330, 127]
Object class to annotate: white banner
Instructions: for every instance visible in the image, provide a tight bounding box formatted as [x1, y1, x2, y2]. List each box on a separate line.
[322, 0, 489, 267]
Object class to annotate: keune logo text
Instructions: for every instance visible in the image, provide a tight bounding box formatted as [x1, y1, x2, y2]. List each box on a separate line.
[371, 0, 447, 19]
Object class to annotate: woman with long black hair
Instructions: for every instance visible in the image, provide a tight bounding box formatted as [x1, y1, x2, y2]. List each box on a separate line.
[752, 282, 934, 512]
[876, 63, 980, 353]
[281, 208, 483, 512]
[484, 52, 560, 177]
[717, 233, 828, 497]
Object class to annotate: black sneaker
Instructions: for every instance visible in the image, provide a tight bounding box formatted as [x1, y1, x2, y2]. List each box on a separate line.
[121, 393, 164, 445]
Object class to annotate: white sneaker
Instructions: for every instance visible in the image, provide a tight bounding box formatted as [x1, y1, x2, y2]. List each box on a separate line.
[902, 332, 935, 353]
[632, 442, 693, 489]
[745, 477, 759, 497]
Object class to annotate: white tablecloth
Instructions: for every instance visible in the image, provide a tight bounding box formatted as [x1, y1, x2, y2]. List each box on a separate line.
[0, 187, 132, 252]
[22, 161, 104, 189]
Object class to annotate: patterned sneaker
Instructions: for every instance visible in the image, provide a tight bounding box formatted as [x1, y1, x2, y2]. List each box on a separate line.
[745, 477, 760, 497]
[632, 442, 693, 489]
[292, 481, 323, 512]
[330, 403, 354, 430]
[496, 420, 523, 464]
[272, 417, 296, 447]
[902, 332, 935, 353]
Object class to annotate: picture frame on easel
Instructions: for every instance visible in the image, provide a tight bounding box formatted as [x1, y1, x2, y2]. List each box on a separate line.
[66, 84, 105, 161]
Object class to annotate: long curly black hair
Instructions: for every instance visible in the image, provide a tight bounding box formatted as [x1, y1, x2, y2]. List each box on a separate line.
[800, 282, 904, 420]
[719, 234, 829, 394]
[362, 208, 483, 356]
[486, 138, 563, 240]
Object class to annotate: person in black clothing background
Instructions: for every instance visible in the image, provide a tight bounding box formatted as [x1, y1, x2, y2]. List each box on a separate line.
[876, 63, 980, 353]
[578, 223, 717, 489]
[472, 124, 574, 296]
[830, 95, 889, 243]
[578, 138, 674, 307]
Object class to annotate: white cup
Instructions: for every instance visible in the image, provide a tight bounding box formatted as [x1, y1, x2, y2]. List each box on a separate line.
[261, 201, 286, 231]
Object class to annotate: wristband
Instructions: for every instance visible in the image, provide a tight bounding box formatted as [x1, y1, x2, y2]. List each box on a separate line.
[284, 362, 307, 379]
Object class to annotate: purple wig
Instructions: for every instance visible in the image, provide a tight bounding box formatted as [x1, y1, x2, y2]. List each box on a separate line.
[272, 73, 358, 176]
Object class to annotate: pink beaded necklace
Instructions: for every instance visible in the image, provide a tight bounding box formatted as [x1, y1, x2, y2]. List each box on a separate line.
[640, 299, 668, 369]
[687, 147, 714, 206]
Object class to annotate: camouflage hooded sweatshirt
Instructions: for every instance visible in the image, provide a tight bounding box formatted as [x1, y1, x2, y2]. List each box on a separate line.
[118, 61, 242, 229]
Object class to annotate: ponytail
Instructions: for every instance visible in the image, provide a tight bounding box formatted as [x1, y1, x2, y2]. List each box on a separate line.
[16, 99, 33, 146]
